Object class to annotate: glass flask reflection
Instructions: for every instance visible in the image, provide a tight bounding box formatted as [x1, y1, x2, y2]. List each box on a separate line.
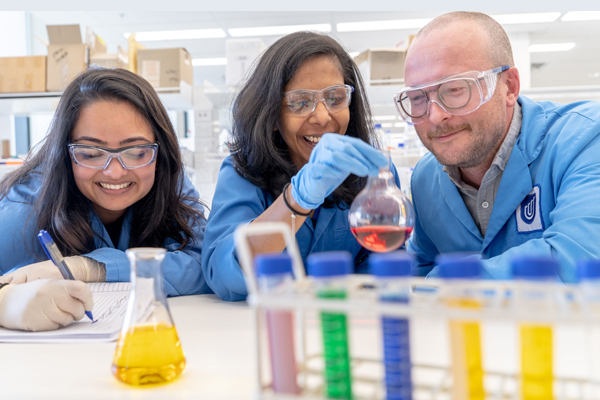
[349, 151, 415, 252]
[112, 248, 186, 386]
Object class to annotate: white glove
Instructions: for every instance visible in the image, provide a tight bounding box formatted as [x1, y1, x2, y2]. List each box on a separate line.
[0, 256, 106, 284]
[0, 279, 94, 332]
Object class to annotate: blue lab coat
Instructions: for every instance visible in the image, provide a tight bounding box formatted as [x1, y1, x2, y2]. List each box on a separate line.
[202, 155, 402, 301]
[0, 171, 210, 296]
[407, 96, 600, 282]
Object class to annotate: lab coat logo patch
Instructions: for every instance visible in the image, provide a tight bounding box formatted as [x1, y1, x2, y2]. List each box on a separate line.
[516, 185, 544, 233]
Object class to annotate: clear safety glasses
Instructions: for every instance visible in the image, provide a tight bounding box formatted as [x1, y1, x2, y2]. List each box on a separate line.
[68, 142, 159, 169]
[394, 66, 510, 124]
[282, 84, 354, 116]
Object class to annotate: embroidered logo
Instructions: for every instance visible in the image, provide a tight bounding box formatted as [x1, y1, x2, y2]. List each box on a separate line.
[516, 185, 544, 233]
[521, 192, 536, 224]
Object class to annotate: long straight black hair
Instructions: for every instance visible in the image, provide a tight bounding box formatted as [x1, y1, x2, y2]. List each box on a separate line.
[0, 67, 205, 256]
[230, 31, 378, 207]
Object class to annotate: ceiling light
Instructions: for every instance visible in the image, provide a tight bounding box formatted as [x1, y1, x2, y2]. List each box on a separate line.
[374, 115, 398, 121]
[490, 12, 561, 24]
[123, 29, 226, 41]
[529, 43, 576, 52]
[192, 58, 227, 67]
[394, 122, 406, 128]
[380, 123, 393, 128]
[561, 11, 600, 21]
[337, 18, 432, 32]
[228, 24, 331, 37]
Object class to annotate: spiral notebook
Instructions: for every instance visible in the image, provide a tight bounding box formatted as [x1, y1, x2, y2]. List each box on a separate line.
[0, 282, 131, 343]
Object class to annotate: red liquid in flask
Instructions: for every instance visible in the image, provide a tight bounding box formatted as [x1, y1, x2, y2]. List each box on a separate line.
[350, 226, 413, 252]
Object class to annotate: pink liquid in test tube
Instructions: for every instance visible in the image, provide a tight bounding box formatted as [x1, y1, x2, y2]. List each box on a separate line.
[255, 253, 300, 395]
[266, 309, 300, 394]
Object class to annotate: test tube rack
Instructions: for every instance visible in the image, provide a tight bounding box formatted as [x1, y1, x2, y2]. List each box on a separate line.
[235, 223, 600, 400]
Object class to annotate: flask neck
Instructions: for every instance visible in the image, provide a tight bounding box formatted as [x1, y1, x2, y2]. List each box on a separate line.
[126, 248, 170, 312]
[366, 169, 396, 189]
[365, 149, 394, 189]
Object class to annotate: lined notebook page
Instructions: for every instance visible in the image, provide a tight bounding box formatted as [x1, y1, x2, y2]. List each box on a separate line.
[0, 282, 131, 343]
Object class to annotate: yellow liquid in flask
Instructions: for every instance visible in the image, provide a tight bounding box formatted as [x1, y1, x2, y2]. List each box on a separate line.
[112, 323, 186, 386]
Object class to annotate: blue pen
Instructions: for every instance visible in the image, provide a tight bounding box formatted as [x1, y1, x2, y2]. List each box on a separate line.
[38, 230, 94, 322]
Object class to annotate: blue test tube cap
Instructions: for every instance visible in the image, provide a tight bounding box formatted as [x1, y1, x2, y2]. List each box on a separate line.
[307, 251, 352, 278]
[370, 251, 413, 277]
[577, 259, 600, 281]
[436, 253, 482, 279]
[255, 253, 293, 277]
[512, 256, 558, 280]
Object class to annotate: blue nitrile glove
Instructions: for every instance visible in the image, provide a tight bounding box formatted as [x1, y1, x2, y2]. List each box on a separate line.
[290, 133, 388, 210]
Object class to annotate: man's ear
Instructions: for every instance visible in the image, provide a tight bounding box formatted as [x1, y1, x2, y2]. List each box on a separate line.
[504, 67, 520, 107]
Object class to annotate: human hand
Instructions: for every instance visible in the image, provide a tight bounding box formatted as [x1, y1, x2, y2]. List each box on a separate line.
[0, 256, 106, 284]
[291, 133, 388, 209]
[0, 279, 94, 331]
[0, 260, 63, 284]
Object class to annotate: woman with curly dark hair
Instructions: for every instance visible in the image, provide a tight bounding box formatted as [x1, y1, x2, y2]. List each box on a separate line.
[0, 68, 211, 331]
[203, 31, 401, 301]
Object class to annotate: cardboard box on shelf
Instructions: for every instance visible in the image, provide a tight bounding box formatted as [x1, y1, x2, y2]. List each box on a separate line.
[90, 46, 128, 69]
[225, 39, 265, 87]
[2, 140, 10, 159]
[0, 56, 47, 93]
[354, 48, 406, 85]
[46, 24, 89, 92]
[126, 34, 146, 73]
[85, 26, 107, 56]
[408, 34, 417, 48]
[136, 48, 193, 88]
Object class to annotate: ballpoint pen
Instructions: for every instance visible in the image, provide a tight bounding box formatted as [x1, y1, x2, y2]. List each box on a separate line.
[38, 230, 94, 322]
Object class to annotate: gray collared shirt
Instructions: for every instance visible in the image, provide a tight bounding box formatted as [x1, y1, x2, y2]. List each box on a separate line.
[443, 102, 523, 237]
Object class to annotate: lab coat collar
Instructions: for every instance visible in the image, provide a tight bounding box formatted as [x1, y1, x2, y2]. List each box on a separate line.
[515, 96, 548, 164]
[310, 203, 337, 252]
[482, 146, 533, 250]
[439, 166, 484, 241]
[482, 96, 542, 249]
[90, 207, 133, 250]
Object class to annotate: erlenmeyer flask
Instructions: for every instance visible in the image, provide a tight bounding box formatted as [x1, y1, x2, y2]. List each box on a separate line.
[349, 151, 415, 252]
[112, 248, 186, 386]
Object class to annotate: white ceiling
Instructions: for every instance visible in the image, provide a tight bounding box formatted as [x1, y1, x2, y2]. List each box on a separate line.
[29, 11, 600, 90]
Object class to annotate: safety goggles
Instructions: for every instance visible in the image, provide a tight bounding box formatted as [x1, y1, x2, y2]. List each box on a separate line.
[67, 142, 159, 169]
[282, 84, 354, 116]
[394, 66, 510, 124]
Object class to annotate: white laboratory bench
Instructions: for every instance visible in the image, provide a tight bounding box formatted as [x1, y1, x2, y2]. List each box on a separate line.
[0, 294, 257, 400]
[1, 289, 596, 400]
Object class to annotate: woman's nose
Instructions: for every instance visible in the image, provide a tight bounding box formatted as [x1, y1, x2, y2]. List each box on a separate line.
[308, 100, 331, 126]
[102, 157, 128, 178]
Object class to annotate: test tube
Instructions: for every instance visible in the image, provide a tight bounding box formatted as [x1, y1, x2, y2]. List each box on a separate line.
[371, 252, 413, 400]
[255, 253, 300, 395]
[578, 259, 600, 399]
[308, 251, 353, 400]
[512, 257, 558, 400]
[437, 254, 485, 400]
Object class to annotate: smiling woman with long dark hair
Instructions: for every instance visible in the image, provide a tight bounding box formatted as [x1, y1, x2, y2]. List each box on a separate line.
[202, 31, 402, 301]
[0, 68, 211, 332]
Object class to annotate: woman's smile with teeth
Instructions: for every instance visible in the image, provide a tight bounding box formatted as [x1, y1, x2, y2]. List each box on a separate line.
[304, 136, 321, 143]
[98, 182, 133, 190]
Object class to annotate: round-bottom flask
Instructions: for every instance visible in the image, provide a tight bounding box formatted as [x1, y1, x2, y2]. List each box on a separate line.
[112, 248, 186, 386]
[349, 151, 415, 252]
